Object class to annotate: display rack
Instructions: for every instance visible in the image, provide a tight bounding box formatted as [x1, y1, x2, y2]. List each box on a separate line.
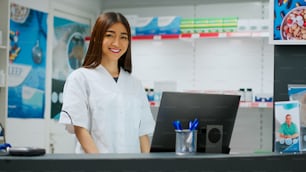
[132, 31, 269, 40]
[150, 102, 273, 108]
[239, 102, 273, 108]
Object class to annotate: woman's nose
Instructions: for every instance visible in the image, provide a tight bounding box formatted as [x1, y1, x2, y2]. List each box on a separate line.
[112, 37, 120, 46]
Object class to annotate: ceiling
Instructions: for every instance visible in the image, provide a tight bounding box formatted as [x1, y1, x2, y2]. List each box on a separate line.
[100, 0, 268, 9]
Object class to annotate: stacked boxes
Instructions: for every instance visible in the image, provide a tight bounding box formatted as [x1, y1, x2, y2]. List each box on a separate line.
[132, 16, 239, 36]
[158, 16, 181, 35]
[222, 17, 239, 32]
[180, 18, 194, 34]
[180, 17, 238, 34]
[135, 17, 158, 35]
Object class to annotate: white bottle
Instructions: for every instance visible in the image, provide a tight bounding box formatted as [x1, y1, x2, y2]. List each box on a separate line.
[245, 88, 253, 102]
[239, 88, 245, 102]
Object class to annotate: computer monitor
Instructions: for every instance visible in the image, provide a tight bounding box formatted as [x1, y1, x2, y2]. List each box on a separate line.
[150, 91, 240, 154]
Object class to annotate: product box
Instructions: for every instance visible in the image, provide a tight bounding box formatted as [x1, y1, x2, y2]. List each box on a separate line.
[222, 17, 238, 32]
[288, 84, 306, 151]
[135, 17, 158, 35]
[274, 101, 301, 153]
[180, 18, 194, 34]
[194, 18, 223, 33]
[254, 93, 273, 102]
[157, 16, 181, 35]
[237, 19, 249, 32]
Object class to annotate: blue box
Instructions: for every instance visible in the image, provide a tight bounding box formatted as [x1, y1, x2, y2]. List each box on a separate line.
[157, 16, 181, 35]
[135, 17, 158, 35]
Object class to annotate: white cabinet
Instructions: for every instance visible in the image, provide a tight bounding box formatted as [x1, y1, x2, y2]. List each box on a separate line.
[0, 0, 9, 130]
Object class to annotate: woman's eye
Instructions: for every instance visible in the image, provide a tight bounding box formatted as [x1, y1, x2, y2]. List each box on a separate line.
[121, 36, 128, 40]
[105, 34, 113, 38]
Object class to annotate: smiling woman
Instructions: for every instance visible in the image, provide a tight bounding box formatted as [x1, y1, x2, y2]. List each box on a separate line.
[59, 12, 155, 154]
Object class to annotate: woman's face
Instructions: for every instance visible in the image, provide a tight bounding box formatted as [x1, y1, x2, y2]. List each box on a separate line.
[101, 22, 129, 64]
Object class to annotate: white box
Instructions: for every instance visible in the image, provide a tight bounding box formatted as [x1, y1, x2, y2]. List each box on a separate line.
[274, 101, 301, 153]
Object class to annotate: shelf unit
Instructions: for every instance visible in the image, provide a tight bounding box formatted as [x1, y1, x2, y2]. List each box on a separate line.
[239, 102, 273, 108]
[0, 0, 9, 133]
[132, 31, 269, 40]
[150, 101, 273, 108]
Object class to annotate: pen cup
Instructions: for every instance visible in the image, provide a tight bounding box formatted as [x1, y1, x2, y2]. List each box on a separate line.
[175, 129, 197, 155]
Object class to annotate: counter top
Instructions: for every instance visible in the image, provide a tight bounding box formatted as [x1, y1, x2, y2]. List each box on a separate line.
[1, 152, 305, 172]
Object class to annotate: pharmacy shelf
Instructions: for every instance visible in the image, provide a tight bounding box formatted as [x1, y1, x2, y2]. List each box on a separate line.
[239, 102, 273, 108]
[132, 31, 269, 40]
[150, 102, 273, 108]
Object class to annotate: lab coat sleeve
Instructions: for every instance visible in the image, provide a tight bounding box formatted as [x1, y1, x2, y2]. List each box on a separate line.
[59, 70, 90, 134]
[138, 83, 156, 136]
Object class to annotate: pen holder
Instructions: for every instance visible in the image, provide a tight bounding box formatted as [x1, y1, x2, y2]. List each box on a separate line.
[175, 129, 197, 155]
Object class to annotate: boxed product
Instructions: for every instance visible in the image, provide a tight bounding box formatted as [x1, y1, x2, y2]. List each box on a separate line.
[180, 18, 194, 34]
[254, 93, 273, 102]
[274, 101, 301, 153]
[194, 18, 223, 33]
[237, 19, 249, 32]
[157, 16, 181, 35]
[288, 84, 306, 151]
[222, 17, 238, 32]
[135, 17, 158, 35]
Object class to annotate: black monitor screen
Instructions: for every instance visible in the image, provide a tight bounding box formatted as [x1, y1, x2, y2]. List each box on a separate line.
[150, 91, 240, 154]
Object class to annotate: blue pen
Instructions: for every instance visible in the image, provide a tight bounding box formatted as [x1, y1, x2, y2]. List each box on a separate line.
[173, 120, 183, 130]
[189, 118, 199, 131]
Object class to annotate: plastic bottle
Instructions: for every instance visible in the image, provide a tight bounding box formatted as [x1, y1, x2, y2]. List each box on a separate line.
[239, 88, 245, 102]
[148, 88, 155, 102]
[245, 88, 253, 102]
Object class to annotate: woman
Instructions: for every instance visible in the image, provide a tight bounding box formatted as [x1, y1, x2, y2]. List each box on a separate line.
[59, 12, 155, 153]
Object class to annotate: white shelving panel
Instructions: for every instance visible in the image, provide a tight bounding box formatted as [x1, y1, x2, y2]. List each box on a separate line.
[117, 0, 274, 153]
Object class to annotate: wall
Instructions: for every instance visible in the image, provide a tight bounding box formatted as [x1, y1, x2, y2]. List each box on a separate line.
[274, 45, 306, 101]
[5, 0, 101, 153]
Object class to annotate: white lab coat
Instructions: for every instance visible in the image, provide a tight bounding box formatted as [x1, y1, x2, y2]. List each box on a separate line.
[59, 65, 155, 153]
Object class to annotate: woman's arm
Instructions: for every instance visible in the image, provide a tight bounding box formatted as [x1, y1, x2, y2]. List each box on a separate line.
[139, 135, 151, 153]
[74, 126, 99, 153]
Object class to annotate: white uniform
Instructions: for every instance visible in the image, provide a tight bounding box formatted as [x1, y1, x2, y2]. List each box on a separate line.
[59, 65, 155, 153]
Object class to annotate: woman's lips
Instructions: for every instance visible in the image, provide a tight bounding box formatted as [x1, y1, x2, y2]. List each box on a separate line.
[110, 48, 120, 53]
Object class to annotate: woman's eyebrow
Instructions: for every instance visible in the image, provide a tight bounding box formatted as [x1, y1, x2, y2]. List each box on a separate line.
[106, 30, 128, 35]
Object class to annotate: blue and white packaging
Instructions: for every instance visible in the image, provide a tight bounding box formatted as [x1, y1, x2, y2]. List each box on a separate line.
[157, 16, 181, 35]
[135, 17, 158, 35]
[288, 84, 306, 101]
[288, 84, 306, 151]
[254, 93, 273, 102]
[274, 101, 301, 153]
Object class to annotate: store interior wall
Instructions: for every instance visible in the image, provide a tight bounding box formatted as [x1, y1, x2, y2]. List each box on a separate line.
[5, 0, 274, 153]
[5, 0, 101, 153]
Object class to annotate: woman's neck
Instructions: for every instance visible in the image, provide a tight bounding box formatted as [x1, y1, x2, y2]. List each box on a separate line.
[101, 61, 119, 77]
